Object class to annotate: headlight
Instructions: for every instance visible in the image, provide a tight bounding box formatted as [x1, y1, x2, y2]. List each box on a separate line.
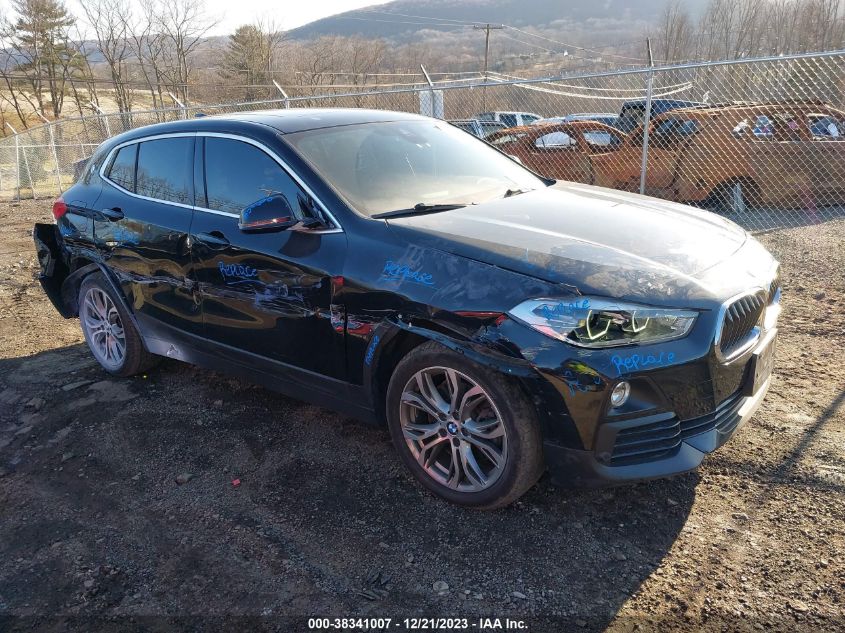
[508, 296, 697, 348]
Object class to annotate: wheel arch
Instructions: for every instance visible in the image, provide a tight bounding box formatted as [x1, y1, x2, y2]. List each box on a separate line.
[61, 263, 148, 351]
[365, 318, 535, 425]
[708, 175, 761, 209]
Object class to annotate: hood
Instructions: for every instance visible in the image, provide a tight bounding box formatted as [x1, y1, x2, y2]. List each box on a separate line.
[385, 183, 761, 305]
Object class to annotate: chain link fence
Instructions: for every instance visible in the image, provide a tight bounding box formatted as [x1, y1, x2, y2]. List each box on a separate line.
[2, 50, 844, 233]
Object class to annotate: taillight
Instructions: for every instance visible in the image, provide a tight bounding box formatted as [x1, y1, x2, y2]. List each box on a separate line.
[52, 197, 67, 220]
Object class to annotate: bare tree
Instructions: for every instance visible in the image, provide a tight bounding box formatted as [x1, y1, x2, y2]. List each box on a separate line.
[154, 0, 218, 104]
[81, 0, 133, 113]
[654, 0, 694, 62]
[123, 3, 168, 112]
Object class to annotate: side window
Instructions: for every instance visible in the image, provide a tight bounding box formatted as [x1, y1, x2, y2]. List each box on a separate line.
[107, 144, 137, 192]
[535, 131, 575, 149]
[808, 115, 842, 140]
[652, 118, 698, 149]
[490, 133, 526, 146]
[136, 137, 193, 204]
[204, 137, 309, 217]
[500, 114, 518, 128]
[583, 129, 622, 149]
[480, 122, 504, 137]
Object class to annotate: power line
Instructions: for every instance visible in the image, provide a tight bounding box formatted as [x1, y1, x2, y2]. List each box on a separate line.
[503, 25, 652, 63]
[333, 17, 469, 28]
[360, 10, 480, 26]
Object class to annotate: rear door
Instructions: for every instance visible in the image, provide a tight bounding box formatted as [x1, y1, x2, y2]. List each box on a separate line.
[94, 134, 200, 336]
[189, 135, 347, 380]
[643, 117, 699, 196]
[742, 110, 811, 208]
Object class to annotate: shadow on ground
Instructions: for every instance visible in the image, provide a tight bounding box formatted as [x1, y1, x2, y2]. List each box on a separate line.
[0, 344, 698, 631]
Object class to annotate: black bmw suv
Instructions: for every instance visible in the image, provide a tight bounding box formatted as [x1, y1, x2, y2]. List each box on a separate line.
[33, 109, 780, 509]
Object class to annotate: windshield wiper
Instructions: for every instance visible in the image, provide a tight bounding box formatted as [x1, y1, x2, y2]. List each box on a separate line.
[372, 202, 468, 219]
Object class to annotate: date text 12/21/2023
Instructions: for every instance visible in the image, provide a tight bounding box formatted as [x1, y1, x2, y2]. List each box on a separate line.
[307, 617, 528, 630]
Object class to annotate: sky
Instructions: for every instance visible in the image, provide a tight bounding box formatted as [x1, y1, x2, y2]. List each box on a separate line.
[2, 0, 393, 37]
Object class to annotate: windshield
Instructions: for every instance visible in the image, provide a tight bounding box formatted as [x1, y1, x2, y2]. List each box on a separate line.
[617, 105, 645, 133]
[284, 119, 544, 216]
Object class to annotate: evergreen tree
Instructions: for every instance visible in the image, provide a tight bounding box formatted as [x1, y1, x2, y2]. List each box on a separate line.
[223, 24, 272, 101]
[9, 0, 80, 118]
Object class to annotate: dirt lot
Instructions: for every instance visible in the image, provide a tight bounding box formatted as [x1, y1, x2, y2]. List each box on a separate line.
[0, 199, 843, 632]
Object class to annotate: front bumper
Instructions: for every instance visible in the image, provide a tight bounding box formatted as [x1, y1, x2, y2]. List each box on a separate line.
[543, 371, 770, 487]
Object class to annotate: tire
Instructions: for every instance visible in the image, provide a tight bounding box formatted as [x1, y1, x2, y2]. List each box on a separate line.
[386, 341, 544, 509]
[78, 272, 158, 377]
[706, 180, 759, 214]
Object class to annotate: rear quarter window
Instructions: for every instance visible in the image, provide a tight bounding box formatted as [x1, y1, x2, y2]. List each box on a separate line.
[136, 137, 193, 205]
[106, 144, 137, 192]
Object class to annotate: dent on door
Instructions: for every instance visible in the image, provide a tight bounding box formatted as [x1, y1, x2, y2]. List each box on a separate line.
[193, 226, 347, 378]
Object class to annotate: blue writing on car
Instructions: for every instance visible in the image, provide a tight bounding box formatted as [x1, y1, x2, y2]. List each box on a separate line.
[611, 351, 676, 376]
[562, 369, 602, 397]
[111, 226, 140, 245]
[241, 195, 274, 221]
[218, 261, 258, 283]
[538, 298, 590, 320]
[380, 260, 434, 286]
[364, 334, 380, 366]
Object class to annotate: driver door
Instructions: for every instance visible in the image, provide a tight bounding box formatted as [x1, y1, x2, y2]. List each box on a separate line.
[189, 135, 347, 380]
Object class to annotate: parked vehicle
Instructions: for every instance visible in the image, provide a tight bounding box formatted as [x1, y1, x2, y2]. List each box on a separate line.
[485, 121, 626, 183]
[592, 102, 845, 209]
[449, 118, 507, 138]
[533, 113, 618, 127]
[615, 99, 707, 133]
[33, 109, 780, 508]
[476, 111, 542, 127]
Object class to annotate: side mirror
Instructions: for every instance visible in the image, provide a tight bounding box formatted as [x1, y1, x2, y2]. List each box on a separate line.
[238, 194, 296, 232]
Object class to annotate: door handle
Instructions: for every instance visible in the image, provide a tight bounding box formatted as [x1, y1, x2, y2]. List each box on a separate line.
[195, 231, 230, 249]
[100, 207, 124, 221]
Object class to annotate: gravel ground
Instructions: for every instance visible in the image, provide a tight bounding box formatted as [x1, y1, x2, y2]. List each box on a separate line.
[0, 199, 843, 632]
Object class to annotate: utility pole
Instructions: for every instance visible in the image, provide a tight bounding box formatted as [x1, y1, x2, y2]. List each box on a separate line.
[474, 23, 503, 110]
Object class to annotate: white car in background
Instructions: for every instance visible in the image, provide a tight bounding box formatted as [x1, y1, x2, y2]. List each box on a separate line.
[476, 111, 542, 127]
[533, 113, 619, 127]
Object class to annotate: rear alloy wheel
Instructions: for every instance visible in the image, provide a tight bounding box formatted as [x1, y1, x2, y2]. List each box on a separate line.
[81, 286, 126, 371]
[78, 272, 158, 377]
[386, 341, 543, 509]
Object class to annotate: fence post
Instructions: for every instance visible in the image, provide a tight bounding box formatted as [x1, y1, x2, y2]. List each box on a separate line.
[38, 112, 63, 195]
[420, 64, 438, 118]
[167, 92, 187, 119]
[7, 122, 34, 199]
[273, 80, 290, 109]
[9, 125, 20, 201]
[90, 103, 112, 138]
[638, 38, 655, 196]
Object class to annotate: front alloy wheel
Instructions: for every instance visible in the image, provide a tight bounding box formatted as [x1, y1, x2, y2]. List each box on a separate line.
[399, 367, 507, 492]
[386, 341, 544, 509]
